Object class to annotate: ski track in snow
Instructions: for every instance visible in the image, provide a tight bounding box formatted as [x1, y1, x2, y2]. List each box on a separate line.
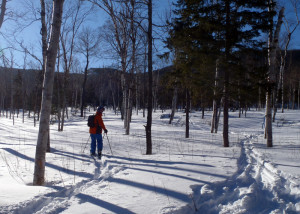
[173, 134, 300, 214]
[1, 111, 300, 214]
[1, 155, 124, 214]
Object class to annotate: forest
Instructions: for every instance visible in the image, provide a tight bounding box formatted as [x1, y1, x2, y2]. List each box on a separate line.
[1, 49, 300, 122]
[0, 0, 300, 186]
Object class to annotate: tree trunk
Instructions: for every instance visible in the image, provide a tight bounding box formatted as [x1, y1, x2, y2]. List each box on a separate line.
[211, 59, 219, 133]
[123, 84, 128, 127]
[288, 81, 292, 110]
[121, 72, 127, 122]
[212, 106, 217, 131]
[10, 67, 13, 120]
[125, 86, 132, 135]
[223, 0, 230, 147]
[74, 88, 78, 112]
[145, 0, 153, 155]
[129, 0, 137, 120]
[81, 51, 89, 117]
[21, 70, 26, 123]
[223, 77, 229, 147]
[56, 45, 62, 131]
[265, 5, 284, 147]
[33, 0, 64, 186]
[280, 46, 286, 113]
[125, 14, 136, 133]
[265, 88, 273, 146]
[136, 74, 139, 115]
[0, 0, 7, 29]
[40, 0, 47, 75]
[41, 0, 52, 153]
[109, 78, 116, 112]
[153, 71, 159, 112]
[292, 86, 295, 109]
[273, 67, 282, 122]
[60, 39, 69, 132]
[143, 46, 147, 118]
[169, 87, 177, 124]
[185, 88, 190, 138]
[47, 131, 51, 153]
[258, 81, 262, 110]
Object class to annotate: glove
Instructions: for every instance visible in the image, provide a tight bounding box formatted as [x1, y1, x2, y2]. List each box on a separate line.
[104, 129, 108, 134]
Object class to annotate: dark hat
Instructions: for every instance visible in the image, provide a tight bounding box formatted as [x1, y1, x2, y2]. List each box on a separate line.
[97, 106, 105, 112]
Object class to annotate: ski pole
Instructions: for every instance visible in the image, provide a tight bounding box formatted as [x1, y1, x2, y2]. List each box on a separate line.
[105, 133, 113, 155]
[82, 135, 90, 153]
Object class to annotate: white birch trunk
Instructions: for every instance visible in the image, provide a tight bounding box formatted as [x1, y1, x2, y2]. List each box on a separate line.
[265, 6, 284, 147]
[33, 0, 64, 186]
[211, 59, 219, 133]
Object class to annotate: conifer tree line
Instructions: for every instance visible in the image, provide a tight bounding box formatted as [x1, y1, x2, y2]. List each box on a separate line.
[0, 0, 300, 185]
[165, 0, 300, 147]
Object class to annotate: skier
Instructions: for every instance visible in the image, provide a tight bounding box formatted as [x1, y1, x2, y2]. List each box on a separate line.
[89, 106, 108, 159]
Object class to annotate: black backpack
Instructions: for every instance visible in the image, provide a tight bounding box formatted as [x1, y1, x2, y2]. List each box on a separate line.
[87, 115, 96, 127]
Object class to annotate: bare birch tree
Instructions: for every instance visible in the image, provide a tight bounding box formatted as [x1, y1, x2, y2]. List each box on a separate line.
[77, 27, 100, 117]
[0, 0, 7, 116]
[124, 0, 139, 135]
[59, 0, 90, 130]
[280, 0, 299, 113]
[33, 0, 64, 186]
[87, 0, 129, 117]
[272, 0, 300, 121]
[265, 3, 285, 147]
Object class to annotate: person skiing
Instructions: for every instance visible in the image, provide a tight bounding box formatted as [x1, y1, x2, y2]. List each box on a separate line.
[89, 106, 108, 159]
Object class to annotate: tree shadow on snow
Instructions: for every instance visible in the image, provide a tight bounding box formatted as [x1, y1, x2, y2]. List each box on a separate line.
[2, 148, 93, 179]
[252, 142, 300, 151]
[109, 177, 190, 203]
[124, 166, 212, 184]
[105, 154, 214, 168]
[107, 159, 227, 180]
[0, 142, 35, 147]
[51, 148, 90, 162]
[76, 193, 135, 214]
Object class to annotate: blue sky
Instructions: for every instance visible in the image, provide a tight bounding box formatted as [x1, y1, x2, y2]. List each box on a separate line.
[280, 0, 300, 49]
[0, 0, 175, 69]
[0, 0, 299, 70]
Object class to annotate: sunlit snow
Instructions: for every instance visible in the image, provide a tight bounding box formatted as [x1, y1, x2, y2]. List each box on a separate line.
[0, 108, 299, 213]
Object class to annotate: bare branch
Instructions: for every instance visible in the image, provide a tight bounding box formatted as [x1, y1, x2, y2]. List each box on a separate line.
[0, 0, 7, 29]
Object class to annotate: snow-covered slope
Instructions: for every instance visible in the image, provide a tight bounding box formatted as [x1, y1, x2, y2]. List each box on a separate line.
[0, 109, 299, 213]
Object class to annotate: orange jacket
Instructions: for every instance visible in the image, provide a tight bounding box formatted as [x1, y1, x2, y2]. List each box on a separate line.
[89, 112, 106, 134]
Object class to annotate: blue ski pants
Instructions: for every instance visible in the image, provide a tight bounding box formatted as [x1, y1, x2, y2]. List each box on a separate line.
[90, 134, 103, 154]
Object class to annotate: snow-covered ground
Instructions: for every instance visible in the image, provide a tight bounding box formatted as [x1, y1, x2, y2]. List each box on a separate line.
[0, 108, 299, 214]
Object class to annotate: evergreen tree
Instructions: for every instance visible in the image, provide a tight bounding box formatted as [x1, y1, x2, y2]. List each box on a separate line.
[170, 0, 272, 146]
